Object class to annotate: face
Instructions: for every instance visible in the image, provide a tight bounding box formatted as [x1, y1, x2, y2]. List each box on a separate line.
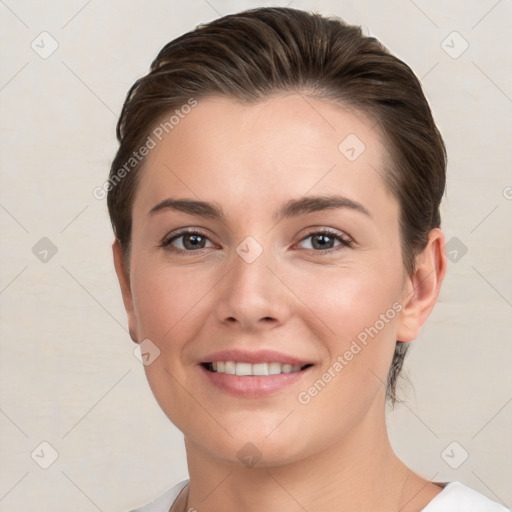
[115, 93, 427, 467]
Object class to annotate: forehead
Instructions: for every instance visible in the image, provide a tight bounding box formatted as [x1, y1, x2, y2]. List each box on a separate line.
[133, 93, 397, 221]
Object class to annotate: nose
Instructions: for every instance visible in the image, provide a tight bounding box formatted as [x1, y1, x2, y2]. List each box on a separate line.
[214, 241, 292, 332]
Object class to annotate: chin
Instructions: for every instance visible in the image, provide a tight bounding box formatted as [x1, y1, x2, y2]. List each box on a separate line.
[205, 435, 309, 469]
[182, 411, 325, 469]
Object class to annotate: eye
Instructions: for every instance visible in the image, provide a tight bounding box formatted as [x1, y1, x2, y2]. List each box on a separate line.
[159, 227, 353, 255]
[159, 229, 215, 252]
[297, 229, 353, 253]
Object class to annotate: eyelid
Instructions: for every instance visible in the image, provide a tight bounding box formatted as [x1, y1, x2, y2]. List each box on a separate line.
[159, 226, 354, 253]
[294, 227, 354, 251]
[159, 228, 215, 251]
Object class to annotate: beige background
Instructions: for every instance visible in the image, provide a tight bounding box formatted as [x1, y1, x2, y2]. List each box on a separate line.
[1, 0, 511, 510]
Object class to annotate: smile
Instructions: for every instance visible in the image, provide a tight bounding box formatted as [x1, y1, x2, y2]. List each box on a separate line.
[202, 361, 313, 376]
[197, 349, 315, 397]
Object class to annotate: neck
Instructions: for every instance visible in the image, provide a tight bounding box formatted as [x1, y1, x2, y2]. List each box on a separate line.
[178, 403, 439, 512]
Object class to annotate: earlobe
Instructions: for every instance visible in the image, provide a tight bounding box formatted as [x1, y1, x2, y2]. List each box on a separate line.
[396, 228, 447, 343]
[112, 239, 139, 344]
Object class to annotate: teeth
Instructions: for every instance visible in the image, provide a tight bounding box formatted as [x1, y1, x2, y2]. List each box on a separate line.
[252, 363, 269, 376]
[224, 361, 236, 375]
[236, 362, 253, 376]
[282, 363, 293, 374]
[208, 361, 304, 376]
[268, 362, 282, 375]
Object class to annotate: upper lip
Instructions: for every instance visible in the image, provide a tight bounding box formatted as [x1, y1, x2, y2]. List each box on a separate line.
[200, 349, 313, 366]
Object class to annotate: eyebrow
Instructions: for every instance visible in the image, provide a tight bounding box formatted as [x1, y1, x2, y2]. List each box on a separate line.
[148, 194, 371, 221]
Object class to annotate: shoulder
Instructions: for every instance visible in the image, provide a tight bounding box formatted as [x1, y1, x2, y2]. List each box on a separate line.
[125, 479, 510, 512]
[422, 482, 510, 512]
[127, 479, 189, 512]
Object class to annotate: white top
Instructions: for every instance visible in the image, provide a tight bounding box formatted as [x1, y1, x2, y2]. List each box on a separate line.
[128, 480, 510, 511]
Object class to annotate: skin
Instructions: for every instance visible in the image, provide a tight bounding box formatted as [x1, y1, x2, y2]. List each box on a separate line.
[113, 93, 447, 512]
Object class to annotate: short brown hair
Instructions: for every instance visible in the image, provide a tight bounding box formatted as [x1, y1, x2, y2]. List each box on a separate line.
[107, 7, 446, 403]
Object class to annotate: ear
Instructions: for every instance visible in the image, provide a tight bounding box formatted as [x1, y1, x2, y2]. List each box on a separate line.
[112, 239, 139, 344]
[396, 228, 447, 342]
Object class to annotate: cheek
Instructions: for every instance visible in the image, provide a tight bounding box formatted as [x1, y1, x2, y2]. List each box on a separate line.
[130, 263, 207, 429]
[130, 260, 212, 342]
[293, 261, 403, 396]
[290, 259, 403, 341]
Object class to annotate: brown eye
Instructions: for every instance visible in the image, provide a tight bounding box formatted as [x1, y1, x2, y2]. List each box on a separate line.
[160, 230, 214, 252]
[298, 230, 353, 252]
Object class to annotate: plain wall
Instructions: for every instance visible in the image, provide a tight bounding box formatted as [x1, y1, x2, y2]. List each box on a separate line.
[0, 0, 511, 510]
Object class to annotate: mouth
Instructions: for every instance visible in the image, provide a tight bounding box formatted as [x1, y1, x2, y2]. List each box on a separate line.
[197, 349, 315, 397]
[201, 361, 314, 376]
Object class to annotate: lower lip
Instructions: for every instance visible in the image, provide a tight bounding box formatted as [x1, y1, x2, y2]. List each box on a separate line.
[198, 364, 313, 398]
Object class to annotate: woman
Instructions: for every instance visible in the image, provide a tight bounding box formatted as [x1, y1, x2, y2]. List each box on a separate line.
[107, 7, 509, 512]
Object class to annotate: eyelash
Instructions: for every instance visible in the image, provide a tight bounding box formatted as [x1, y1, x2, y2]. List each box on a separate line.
[158, 227, 354, 255]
